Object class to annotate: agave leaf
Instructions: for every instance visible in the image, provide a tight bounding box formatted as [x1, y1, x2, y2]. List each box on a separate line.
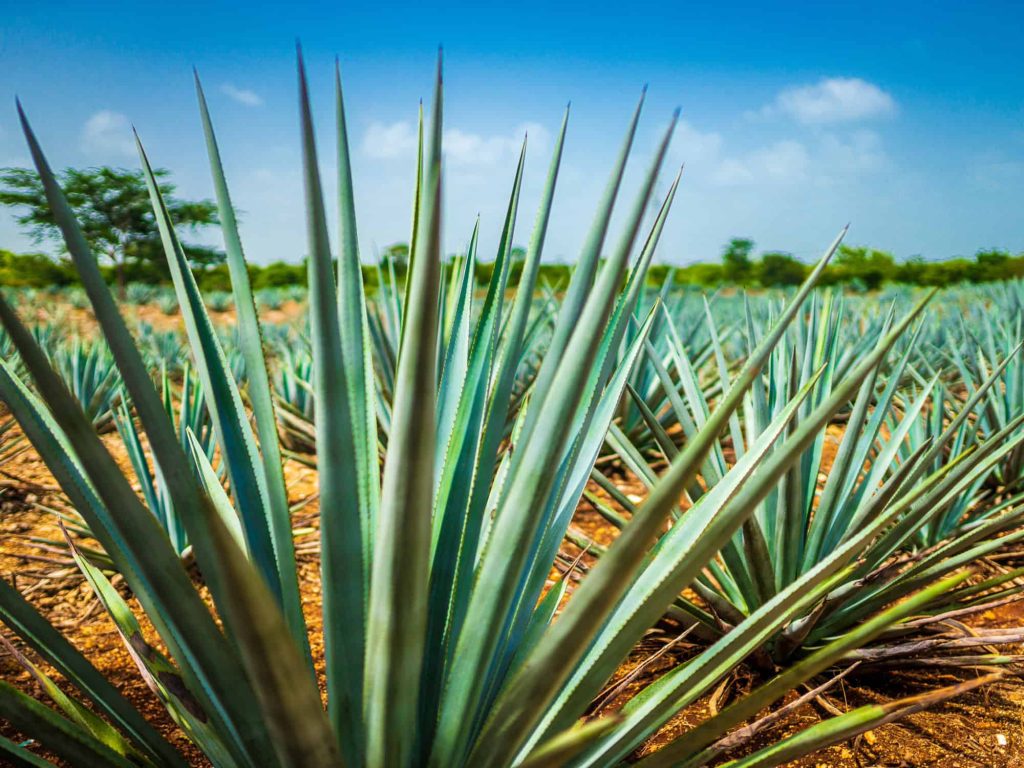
[645, 572, 971, 767]
[187, 427, 249, 556]
[422, 140, 527, 724]
[193, 73, 308, 658]
[296, 50, 366, 762]
[0, 735, 59, 768]
[200, 493, 344, 768]
[0, 578, 185, 768]
[517, 717, 621, 768]
[0, 294, 271, 768]
[364, 55, 443, 766]
[722, 672, 1002, 768]
[135, 131, 286, 614]
[433, 104, 677, 768]
[334, 61, 382, 560]
[0, 634, 140, 762]
[0, 682, 138, 768]
[473, 237, 861, 765]
[530, 366, 828, 753]
[64, 533, 239, 766]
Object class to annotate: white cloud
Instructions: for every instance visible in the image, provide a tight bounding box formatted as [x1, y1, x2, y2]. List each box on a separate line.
[672, 120, 810, 187]
[362, 121, 418, 159]
[221, 84, 263, 107]
[362, 121, 547, 167]
[755, 77, 896, 125]
[80, 110, 134, 157]
[819, 130, 887, 175]
[672, 120, 724, 168]
[712, 140, 810, 186]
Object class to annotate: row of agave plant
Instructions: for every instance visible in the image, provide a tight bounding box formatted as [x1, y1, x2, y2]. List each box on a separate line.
[24, 283, 304, 315]
[0, 55, 1022, 767]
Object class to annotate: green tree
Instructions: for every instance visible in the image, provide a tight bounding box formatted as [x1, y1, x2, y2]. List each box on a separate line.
[721, 237, 755, 284]
[758, 252, 806, 287]
[380, 242, 410, 269]
[973, 249, 1013, 282]
[0, 166, 221, 287]
[831, 245, 895, 291]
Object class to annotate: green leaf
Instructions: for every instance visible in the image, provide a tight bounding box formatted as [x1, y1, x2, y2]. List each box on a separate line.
[0, 682, 137, 768]
[365, 54, 443, 766]
[296, 49, 366, 763]
[193, 72, 309, 660]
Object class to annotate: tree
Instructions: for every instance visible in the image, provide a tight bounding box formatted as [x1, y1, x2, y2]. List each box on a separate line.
[0, 166, 221, 287]
[758, 252, 806, 287]
[721, 237, 755, 284]
[380, 242, 410, 269]
[831, 245, 895, 291]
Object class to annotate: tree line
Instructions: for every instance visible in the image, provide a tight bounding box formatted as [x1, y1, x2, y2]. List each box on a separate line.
[1, 166, 1022, 292]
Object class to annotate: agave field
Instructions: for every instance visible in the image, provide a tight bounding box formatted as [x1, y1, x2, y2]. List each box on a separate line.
[1, 56, 1023, 768]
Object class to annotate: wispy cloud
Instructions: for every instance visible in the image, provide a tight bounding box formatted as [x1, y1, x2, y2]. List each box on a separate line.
[221, 83, 264, 107]
[80, 110, 134, 157]
[673, 118, 886, 189]
[753, 77, 896, 125]
[362, 121, 419, 159]
[362, 121, 546, 167]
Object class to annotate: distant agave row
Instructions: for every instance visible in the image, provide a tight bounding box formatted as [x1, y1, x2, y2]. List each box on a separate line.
[0, 55, 1021, 768]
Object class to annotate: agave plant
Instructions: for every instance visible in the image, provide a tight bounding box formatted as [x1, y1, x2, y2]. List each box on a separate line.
[271, 339, 316, 455]
[136, 322, 186, 373]
[205, 290, 234, 313]
[0, 56, 998, 768]
[114, 364, 218, 555]
[595, 289, 1024, 671]
[949, 285, 1024, 491]
[45, 336, 122, 431]
[125, 283, 158, 306]
[255, 287, 285, 311]
[0, 408, 25, 468]
[155, 287, 179, 315]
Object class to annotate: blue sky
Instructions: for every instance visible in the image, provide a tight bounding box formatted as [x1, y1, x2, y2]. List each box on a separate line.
[2, 0, 1023, 265]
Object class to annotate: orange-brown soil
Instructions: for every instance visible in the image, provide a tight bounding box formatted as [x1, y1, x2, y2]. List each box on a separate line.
[0, 356, 1022, 765]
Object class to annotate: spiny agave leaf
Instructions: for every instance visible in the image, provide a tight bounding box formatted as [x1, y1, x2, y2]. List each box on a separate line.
[488, 106, 569, 394]
[0, 682, 138, 768]
[433, 103, 677, 768]
[0, 734, 59, 767]
[646, 572, 972, 768]
[470, 236, 856, 766]
[433, 221, 479, 497]
[297, 49, 366, 763]
[0, 634, 142, 763]
[573, 450, 952, 767]
[193, 72, 308, 660]
[0, 294, 271, 768]
[531, 91, 644, 398]
[187, 427, 248, 556]
[335, 60, 382, 563]
[136, 131, 288, 618]
[530, 366, 827, 753]
[423, 138, 527, 722]
[517, 717, 622, 768]
[64, 533, 239, 767]
[365, 54, 443, 766]
[0, 579, 186, 768]
[10, 114, 271, 753]
[499, 303, 661, 694]
[722, 672, 1002, 768]
[445, 108, 568, 689]
[201, 489, 345, 768]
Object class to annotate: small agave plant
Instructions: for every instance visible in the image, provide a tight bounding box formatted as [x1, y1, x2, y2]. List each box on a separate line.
[596, 290, 1024, 674]
[0, 53, 1000, 768]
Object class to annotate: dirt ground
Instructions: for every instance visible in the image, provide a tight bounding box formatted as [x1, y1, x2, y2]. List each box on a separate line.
[0, 400, 1022, 765]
